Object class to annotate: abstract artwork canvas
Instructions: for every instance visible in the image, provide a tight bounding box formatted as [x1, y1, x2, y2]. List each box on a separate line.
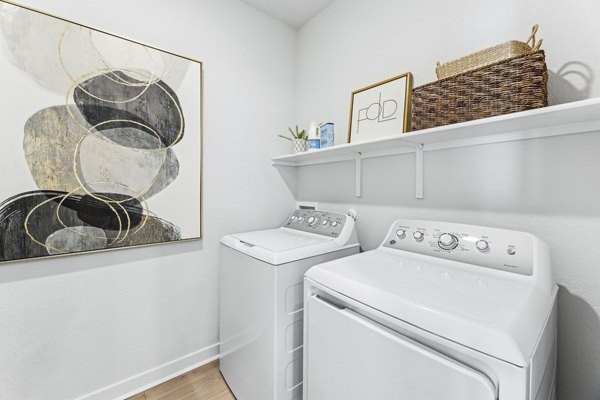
[0, 1, 202, 263]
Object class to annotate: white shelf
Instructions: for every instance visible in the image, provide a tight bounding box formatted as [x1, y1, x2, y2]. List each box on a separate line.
[272, 97, 600, 198]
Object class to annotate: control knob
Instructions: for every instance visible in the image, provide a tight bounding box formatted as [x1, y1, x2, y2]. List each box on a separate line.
[308, 216, 317, 226]
[476, 240, 489, 252]
[396, 229, 406, 239]
[413, 231, 424, 242]
[331, 221, 340, 228]
[438, 233, 459, 250]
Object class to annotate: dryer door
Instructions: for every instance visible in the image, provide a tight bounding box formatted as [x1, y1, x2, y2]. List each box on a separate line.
[305, 295, 497, 400]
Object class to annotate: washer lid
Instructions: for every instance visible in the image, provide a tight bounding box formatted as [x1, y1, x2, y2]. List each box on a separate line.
[221, 228, 352, 265]
[305, 248, 556, 366]
[231, 228, 331, 252]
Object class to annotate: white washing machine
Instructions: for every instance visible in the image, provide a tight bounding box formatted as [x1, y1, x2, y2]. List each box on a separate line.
[304, 219, 557, 400]
[219, 209, 359, 400]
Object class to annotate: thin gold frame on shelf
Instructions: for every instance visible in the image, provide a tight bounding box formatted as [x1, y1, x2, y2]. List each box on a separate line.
[347, 72, 413, 143]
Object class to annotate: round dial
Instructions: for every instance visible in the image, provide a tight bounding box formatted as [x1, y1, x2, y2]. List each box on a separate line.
[298, 216, 304, 222]
[322, 220, 329, 226]
[438, 233, 459, 250]
[476, 240, 489, 251]
[396, 229, 406, 239]
[413, 231, 424, 242]
[331, 221, 340, 228]
[290, 216, 297, 221]
[307, 216, 316, 225]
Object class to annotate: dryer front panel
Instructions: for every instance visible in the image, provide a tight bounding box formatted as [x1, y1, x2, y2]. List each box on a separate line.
[304, 294, 497, 400]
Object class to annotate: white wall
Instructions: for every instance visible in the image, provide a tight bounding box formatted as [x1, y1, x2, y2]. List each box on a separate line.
[295, 1, 600, 399]
[0, 1, 296, 399]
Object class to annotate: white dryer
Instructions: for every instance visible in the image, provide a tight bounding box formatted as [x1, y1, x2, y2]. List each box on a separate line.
[304, 219, 557, 400]
[220, 209, 359, 400]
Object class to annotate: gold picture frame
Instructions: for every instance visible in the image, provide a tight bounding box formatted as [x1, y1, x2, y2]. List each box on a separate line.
[347, 72, 413, 143]
[0, 0, 204, 265]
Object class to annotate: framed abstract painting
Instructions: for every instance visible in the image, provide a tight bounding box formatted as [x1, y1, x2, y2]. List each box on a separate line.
[0, 1, 203, 263]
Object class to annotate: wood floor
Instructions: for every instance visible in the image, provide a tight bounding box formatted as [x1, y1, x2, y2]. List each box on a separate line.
[127, 361, 235, 400]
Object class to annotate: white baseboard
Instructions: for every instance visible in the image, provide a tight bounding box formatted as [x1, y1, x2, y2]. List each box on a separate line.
[74, 343, 220, 400]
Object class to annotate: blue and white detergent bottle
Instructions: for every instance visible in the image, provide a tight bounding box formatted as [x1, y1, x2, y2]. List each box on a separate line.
[307, 121, 321, 151]
[319, 123, 334, 148]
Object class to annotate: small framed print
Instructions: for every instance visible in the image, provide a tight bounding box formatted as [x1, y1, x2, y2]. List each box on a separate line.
[347, 72, 413, 143]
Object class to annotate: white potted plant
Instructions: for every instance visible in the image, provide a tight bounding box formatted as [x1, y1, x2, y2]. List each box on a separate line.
[278, 125, 308, 153]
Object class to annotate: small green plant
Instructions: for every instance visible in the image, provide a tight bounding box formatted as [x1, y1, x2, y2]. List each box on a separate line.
[278, 125, 307, 141]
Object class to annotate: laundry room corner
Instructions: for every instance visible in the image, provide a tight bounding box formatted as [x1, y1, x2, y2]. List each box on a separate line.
[294, 1, 600, 399]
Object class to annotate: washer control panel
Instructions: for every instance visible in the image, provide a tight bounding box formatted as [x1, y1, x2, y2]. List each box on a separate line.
[383, 220, 535, 276]
[285, 210, 347, 237]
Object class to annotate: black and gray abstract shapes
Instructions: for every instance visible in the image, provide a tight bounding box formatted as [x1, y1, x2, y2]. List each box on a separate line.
[74, 71, 185, 147]
[46, 227, 107, 256]
[0, 191, 181, 261]
[0, 2, 198, 263]
[24, 106, 180, 200]
[74, 193, 144, 231]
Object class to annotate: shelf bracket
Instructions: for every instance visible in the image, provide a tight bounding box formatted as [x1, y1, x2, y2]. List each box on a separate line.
[355, 153, 362, 198]
[415, 144, 424, 199]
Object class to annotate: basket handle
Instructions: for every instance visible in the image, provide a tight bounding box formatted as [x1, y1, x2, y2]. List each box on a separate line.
[526, 24, 543, 52]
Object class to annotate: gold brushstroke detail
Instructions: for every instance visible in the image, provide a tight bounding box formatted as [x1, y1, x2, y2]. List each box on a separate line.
[71, 119, 168, 203]
[55, 188, 126, 244]
[86, 29, 173, 87]
[60, 68, 185, 204]
[24, 181, 152, 253]
[63, 68, 185, 151]
[22, 190, 122, 252]
[55, 182, 151, 243]
[58, 26, 153, 102]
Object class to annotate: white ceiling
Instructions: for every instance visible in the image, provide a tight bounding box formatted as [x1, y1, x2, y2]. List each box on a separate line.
[239, 0, 335, 29]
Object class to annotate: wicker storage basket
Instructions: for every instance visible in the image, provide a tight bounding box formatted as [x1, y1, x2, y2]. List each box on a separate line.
[411, 50, 548, 131]
[436, 25, 543, 79]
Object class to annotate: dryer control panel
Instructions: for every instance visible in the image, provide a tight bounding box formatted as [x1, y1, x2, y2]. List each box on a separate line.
[382, 220, 537, 276]
[284, 210, 347, 238]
